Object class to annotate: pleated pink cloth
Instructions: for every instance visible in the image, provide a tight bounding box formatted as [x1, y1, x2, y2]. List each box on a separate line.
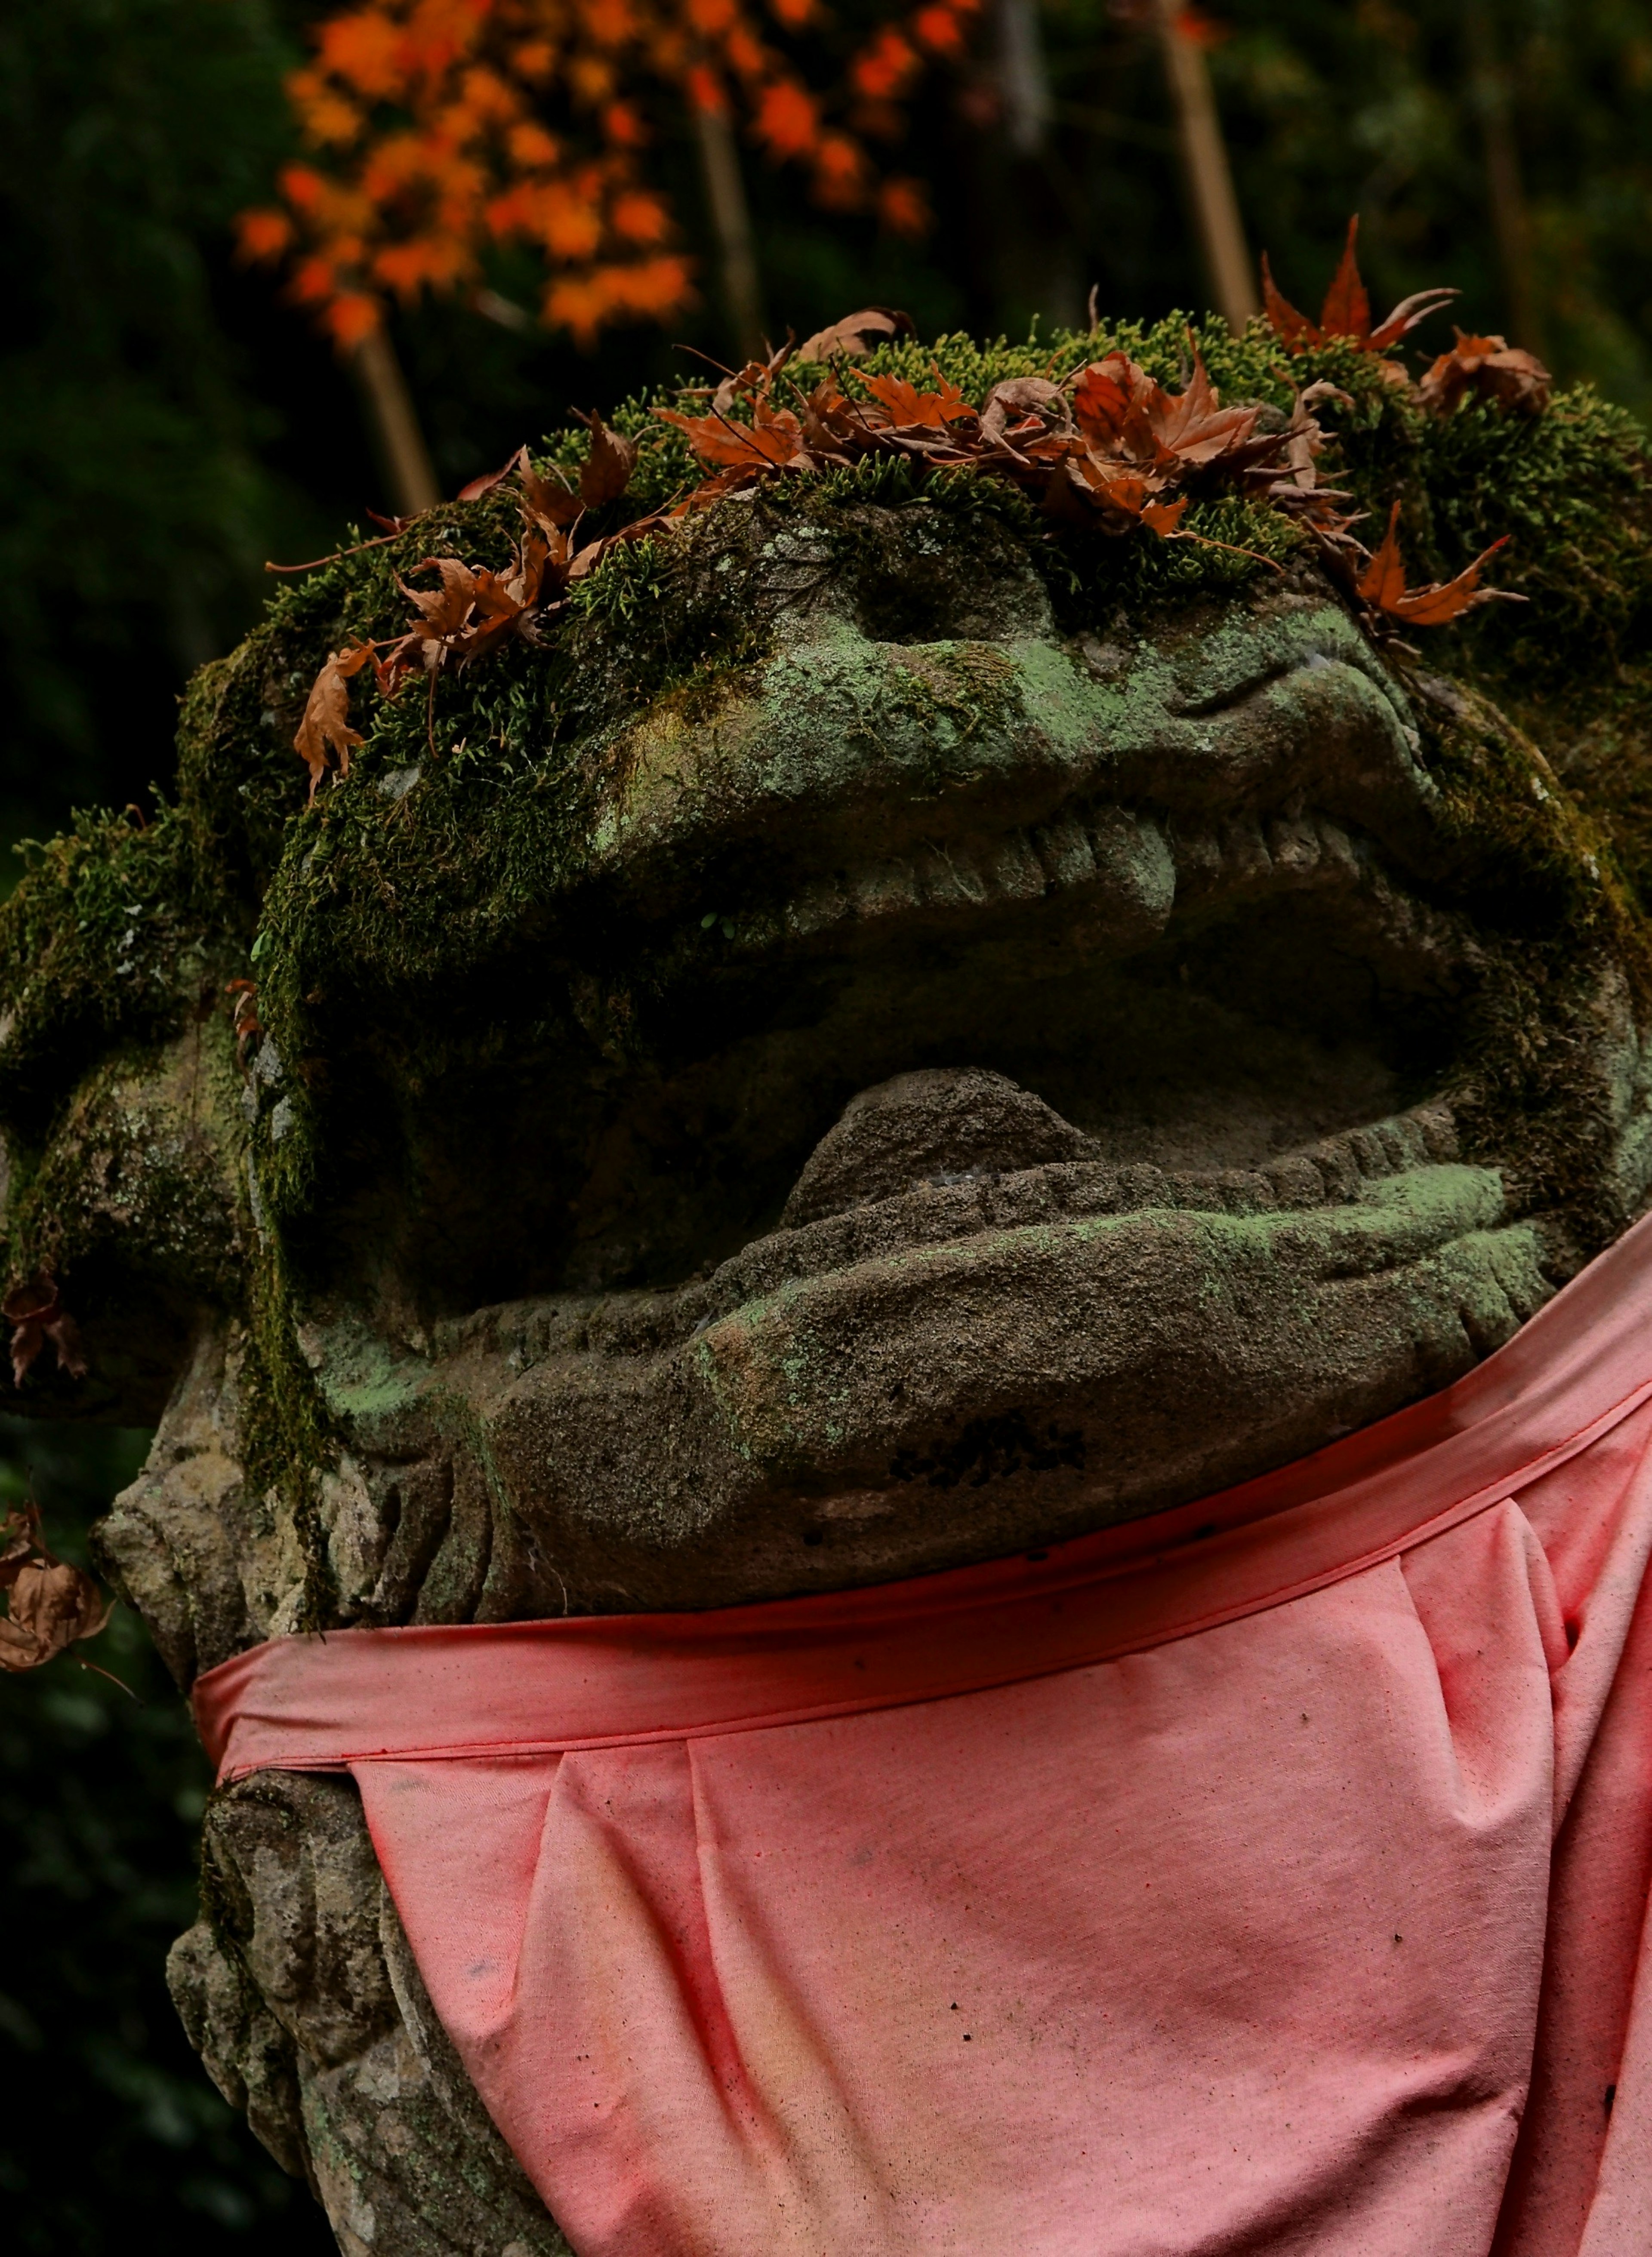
[197, 1212, 1652, 2257]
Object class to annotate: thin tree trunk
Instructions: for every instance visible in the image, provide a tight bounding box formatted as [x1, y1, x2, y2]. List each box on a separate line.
[1155, 0, 1257, 336]
[984, 0, 1082, 330]
[691, 100, 766, 362]
[997, 0, 1053, 156]
[350, 325, 441, 518]
[1463, 0, 1546, 358]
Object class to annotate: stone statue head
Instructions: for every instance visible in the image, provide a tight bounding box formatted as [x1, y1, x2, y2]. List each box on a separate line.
[1, 312, 1647, 2245]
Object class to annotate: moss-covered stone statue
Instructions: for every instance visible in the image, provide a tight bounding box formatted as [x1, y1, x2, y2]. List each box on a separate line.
[1, 298, 1648, 2250]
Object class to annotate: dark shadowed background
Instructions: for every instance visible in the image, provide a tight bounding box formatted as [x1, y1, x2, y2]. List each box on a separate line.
[2, 0, 1649, 2242]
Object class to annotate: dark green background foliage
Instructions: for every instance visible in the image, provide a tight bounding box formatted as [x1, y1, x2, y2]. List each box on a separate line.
[0, 1424, 331, 2252]
[2, 0, 1651, 2243]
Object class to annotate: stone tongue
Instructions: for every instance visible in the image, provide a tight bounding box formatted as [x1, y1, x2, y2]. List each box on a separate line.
[780, 1067, 1094, 1229]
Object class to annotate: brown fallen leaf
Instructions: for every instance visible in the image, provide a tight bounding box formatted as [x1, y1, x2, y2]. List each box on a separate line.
[853, 366, 979, 451]
[574, 411, 640, 508]
[793, 307, 916, 361]
[1262, 217, 1457, 372]
[225, 978, 261, 1071]
[456, 445, 530, 502]
[1355, 501, 1522, 628]
[1058, 342, 1293, 535]
[0, 1500, 116, 1676]
[656, 392, 813, 471]
[3, 1273, 88, 1388]
[293, 641, 376, 799]
[1417, 330, 1552, 417]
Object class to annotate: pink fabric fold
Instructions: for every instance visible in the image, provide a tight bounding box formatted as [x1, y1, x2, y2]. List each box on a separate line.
[196, 1211, 1652, 2256]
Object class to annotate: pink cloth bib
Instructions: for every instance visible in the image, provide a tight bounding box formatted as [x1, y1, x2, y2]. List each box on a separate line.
[197, 1213, 1652, 2256]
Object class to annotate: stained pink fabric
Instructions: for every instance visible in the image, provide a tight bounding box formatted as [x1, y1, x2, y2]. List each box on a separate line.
[197, 1213, 1652, 2257]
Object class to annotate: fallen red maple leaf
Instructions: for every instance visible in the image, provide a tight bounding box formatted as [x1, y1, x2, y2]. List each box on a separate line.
[1262, 217, 1457, 369]
[1355, 501, 1522, 628]
[575, 411, 640, 509]
[656, 393, 812, 471]
[1417, 330, 1552, 418]
[225, 978, 261, 1071]
[293, 641, 376, 799]
[854, 366, 978, 437]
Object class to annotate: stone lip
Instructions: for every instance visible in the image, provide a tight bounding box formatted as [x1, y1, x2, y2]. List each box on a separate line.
[582, 601, 1446, 931]
[327, 1143, 1544, 1618]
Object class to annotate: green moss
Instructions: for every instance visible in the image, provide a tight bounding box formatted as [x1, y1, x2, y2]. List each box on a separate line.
[0, 807, 204, 1138]
[237, 1232, 340, 1633]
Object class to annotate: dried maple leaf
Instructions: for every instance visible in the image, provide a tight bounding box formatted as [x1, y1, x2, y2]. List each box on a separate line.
[1262, 218, 1457, 370]
[225, 978, 262, 1071]
[456, 445, 530, 503]
[383, 546, 539, 680]
[0, 1501, 115, 1675]
[1141, 496, 1190, 537]
[293, 641, 376, 799]
[854, 366, 978, 443]
[1071, 346, 1262, 473]
[1059, 344, 1286, 531]
[1417, 330, 1552, 417]
[794, 307, 918, 361]
[3, 1273, 88, 1388]
[656, 394, 811, 471]
[573, 411, 639, 507]
[979, 376, 1072, 462]
[462, 423, 634, 519]
[1354, 502, 1522, 628]
[517, 464, 583, 538]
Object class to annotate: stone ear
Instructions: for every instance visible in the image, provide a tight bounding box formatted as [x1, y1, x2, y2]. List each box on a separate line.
[0, 1025, 244, 1428]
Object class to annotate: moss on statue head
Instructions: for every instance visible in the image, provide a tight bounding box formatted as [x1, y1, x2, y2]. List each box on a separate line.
[0, 304, 1648, 1375]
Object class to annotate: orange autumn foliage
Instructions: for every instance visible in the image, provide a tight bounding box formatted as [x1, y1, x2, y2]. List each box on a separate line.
[240, 0, 979, 347]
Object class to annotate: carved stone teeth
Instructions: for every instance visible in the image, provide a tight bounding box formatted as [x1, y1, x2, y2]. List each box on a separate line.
[914, 845, 988, 910]
[1411, 1102, 1458, 1161]
[1117, 1162, 1170, 1207]
[986, 830, 1046, 901]
[1345, 1125, 1396, 1178]
[1265, 1155, 1328, 1209]
[1314, 817, 1360, 878]
[1172, 829, 1223, 892]
[763, 799, 1384, 953]
[1219, 813, 1273, 885]
[847, 857, 919, 921]
[1266, 811, 1321, 878]
[1306, 1137, 1362, 1201]
[785, 877, 847, 939]
[1032, 816, 1097, 890]
[680, 1100, 1464, 1339]
[1375, 1117, 1423, 1171]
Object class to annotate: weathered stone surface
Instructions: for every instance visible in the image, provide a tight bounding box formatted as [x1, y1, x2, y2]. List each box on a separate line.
[172, 1773, 572, 2252]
